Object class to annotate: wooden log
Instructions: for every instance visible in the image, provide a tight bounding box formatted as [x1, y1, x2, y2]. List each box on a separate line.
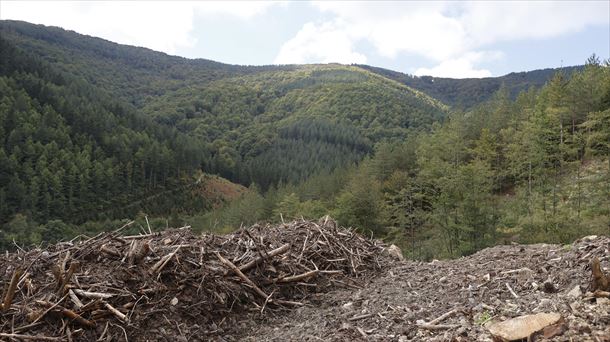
[73, 289, 114, 299]
[236, 243, 290, 273]
[104, 302, 128, 323]
[591, 257, 609, 291]
[36, 300, 95, 328]
[100, 244, 121, 257]
[149, 246, 180, 274]
[58, 306, 96, 328]
[68, 290, 84, 310]
[57, 262, 79, 296]
[216, 252, 269, 300]
[417, 324, 460, 330]
[349, 313, 374, 321]
[2, 267, 23, 311]
[428, 308, 460, 325]
[505, 282, 519, 299]
[0, 333, 62, 341]
[275, 270, 319, 284]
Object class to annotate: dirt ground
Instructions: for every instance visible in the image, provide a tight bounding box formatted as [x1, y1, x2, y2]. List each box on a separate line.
[1, 221, 608, 342]
[231, 236, 610, 342]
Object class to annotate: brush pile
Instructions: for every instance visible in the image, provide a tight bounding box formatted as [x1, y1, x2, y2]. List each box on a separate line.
[0, 217, 390, 341]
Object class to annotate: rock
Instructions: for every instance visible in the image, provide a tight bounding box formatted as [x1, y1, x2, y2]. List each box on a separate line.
[566, 285, 582, 299]
[342, 302, 354, 311]
[542, 321, 567, 339]
[535, 298, 553, 312]
[487, 313, 562, 341]
[340, 322, 351, 331]
[170, 297, 179, 306]
[596, 297, 609, 305]
[583, 235, 598, 241]
[385, 244, 404, 261]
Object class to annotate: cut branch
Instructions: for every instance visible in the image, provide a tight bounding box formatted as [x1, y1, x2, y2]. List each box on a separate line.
[505, 282, 519, 299]
[275, 270, 319, 284]
[73, 289, 114, 299]
[104, 302, 128, 323]
[216, 252, 269, 300]
[236, 243, 290, 274]
[2, 267, 23, 312]
[0, 333, 63, 341]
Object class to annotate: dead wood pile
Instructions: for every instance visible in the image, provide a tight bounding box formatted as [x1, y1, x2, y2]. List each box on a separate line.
[0, 217, 390, 341]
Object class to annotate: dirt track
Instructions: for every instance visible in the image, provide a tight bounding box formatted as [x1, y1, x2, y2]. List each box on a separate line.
[233, 236, 610, 341]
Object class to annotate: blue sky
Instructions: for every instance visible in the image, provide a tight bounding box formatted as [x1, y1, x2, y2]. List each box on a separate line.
[1, 1, 608, 78]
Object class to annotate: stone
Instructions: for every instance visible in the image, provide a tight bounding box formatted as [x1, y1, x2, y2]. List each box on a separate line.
[342, 302, 354, 311]
[170, 297, 179, 306]
[596, 297, 609, 305]
[542, 322, 567, 339]
[566, 285, 582, 299]
[385, 244, 404, 261]
[583, 235, 598, 241]
[486, 313, 562, 341]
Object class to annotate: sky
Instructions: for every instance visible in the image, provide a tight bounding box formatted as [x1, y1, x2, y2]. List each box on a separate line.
[1, 1, 609, 78]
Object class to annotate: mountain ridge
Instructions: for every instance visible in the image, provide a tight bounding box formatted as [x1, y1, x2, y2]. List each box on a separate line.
[1, 19, 579, 109]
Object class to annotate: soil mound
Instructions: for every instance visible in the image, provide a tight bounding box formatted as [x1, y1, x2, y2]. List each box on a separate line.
[0, 218, 390, 341]
[239, 235, 609, 341]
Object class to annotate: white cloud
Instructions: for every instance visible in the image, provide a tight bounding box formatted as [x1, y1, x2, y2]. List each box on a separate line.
[275, 1, 609, 77]
[0, 1, 277, 55]
[414, 51, 503, 78]
[274, 20, 367, 65]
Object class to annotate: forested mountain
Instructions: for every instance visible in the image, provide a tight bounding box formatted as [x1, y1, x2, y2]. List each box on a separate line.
[0, 33, 212, 239]
[203, 58, 610, 260]
[0, 20, 294, 107]
[359, 64, 582, 109]
[2, 20, 605, 257]
[0, 20, 446, 245]
[143, 64, 447, 188]
[0, 20, 447, 192]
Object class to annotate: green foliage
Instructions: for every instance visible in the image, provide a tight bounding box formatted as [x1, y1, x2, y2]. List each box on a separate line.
[143, 64, 447, 189]
[2, 21, 607, 258]
[359, 64, 582, 109]
[0, 29, 211, 242]
[200, 57, 610, 260]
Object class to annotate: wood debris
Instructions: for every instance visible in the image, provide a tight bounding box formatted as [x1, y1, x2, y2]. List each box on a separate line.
[0, 217, 388, 341]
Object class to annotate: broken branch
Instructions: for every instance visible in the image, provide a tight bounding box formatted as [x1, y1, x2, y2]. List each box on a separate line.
[2, 267, 23, 312]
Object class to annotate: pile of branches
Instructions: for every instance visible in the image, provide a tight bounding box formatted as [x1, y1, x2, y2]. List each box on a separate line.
[0, 217, 390, 341]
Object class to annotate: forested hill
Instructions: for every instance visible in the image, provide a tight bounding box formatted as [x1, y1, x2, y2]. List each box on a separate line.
[0, 20, 447, 191]
[0, 20, 294, 107]
[0, 32, 214, 238]
[143, 64, 448, 188]
[2, 20, 601, 252]
[0, 20, 446, 237]
[359, 64, 582, 109]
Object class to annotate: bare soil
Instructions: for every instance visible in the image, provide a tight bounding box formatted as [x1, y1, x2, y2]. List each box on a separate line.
[233, 236, 610, 342]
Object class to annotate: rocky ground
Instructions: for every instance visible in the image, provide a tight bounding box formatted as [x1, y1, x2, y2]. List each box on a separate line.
[232, 236, 610, 342]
